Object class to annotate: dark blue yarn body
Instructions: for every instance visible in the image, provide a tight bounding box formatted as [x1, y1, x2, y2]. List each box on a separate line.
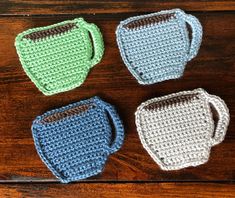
[31, 96, 124, 183]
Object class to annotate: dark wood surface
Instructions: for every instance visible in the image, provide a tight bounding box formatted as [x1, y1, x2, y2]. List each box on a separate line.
[1, 183, 235, 198]
[0, 1, 234, 197]
[0, 0, 235, 15]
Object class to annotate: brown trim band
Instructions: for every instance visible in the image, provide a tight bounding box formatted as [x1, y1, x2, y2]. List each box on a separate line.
[42, 103, 95, 123]
[123, 13, 176, 29]
[24, 23, 77, 41]
[144, 93, 199, 110]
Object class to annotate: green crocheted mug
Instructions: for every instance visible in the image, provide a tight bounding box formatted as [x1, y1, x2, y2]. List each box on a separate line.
[15, 18, 104, 95]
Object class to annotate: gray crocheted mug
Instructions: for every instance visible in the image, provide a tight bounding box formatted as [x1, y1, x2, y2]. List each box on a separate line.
[135, 88, 230, 170]
[116, 9, 202, 84]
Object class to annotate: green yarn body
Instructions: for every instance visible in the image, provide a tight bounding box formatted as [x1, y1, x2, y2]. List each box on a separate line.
[15, 18, 104, 95]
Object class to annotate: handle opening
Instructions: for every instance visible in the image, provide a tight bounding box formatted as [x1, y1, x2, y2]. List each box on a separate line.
[207, 95, 230, 146]
[78, 19, 104, 67]
[209, 103, 219, 139]
[97, 98, 124, 154]
[182, 13, 203, 61]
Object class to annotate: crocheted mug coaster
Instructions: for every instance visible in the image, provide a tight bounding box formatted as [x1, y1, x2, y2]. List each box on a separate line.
[31, 96, 124, 183]
[15, 18, 104, 95]
[116, 9, 202, 84]
[135, 88, 229, 170]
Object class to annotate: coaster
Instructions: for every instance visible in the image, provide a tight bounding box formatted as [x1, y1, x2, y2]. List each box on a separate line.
[15, 18, 104, 95]
[116, 9, 202, 84]
[135, 88, 229, 170]
[32, 96, 124, 183]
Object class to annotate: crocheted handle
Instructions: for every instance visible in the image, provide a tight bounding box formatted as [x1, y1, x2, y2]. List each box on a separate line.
[207, 95, 230, 146]
[183, 13, 203, 61]
[79, 20, 104, 67]
[98, 99, 124, 154]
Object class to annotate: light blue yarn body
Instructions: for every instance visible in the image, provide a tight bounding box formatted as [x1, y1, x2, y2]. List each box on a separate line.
[31, 96, 124, 183]
[116, 9, 203, 84]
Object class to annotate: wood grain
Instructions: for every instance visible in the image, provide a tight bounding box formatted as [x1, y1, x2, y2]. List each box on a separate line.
[0, 0, 235, 15]
[0, 12, 234, 182]
[1, 183, 235, 198]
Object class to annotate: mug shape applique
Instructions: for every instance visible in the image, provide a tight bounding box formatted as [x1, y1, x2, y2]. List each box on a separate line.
[15, 18, 104, 95]
[135, 88, 229, 170]
[31, 96, 124, 183]
[116, 9, 202, 84]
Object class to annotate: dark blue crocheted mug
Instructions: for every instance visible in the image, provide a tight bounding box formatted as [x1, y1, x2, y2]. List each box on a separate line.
[31, 96, 124, 183]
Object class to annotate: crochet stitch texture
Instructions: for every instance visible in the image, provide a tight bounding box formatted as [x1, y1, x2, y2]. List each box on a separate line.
[116, 9, 202, 84]
[135, 88, 229, 170]
[15, 18, 104, 95]
[31, 96, 124, 183]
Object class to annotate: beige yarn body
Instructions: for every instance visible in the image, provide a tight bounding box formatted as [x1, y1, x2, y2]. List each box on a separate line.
[135, 88, 230, 170]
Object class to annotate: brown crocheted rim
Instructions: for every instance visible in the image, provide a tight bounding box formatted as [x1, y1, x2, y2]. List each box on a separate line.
[23, 23, 77, 41]
[42, 103, 95, 123]
[123, 13, 176, 29]
[144, 93, 200, 110]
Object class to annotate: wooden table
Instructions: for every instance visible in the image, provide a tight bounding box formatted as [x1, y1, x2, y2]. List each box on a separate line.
[0, 1, 235, 197]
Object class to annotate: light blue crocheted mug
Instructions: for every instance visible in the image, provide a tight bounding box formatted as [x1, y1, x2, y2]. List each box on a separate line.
[116, 9, 203, 84]
[31, 96, 124, 183]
